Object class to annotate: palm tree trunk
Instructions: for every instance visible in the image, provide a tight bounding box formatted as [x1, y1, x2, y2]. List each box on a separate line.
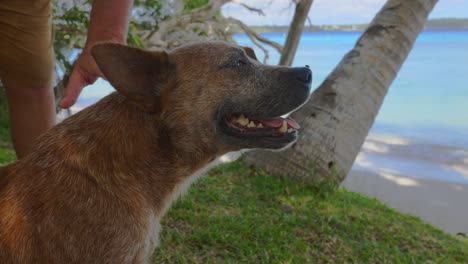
[279, 0, 314, 66]
[246, 0, 439, 184]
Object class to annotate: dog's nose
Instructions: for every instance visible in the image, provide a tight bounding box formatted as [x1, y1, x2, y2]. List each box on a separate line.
[294, 67, 312, 84]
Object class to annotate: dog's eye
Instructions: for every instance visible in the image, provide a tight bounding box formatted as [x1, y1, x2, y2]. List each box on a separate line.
[235, 59, 247, 66]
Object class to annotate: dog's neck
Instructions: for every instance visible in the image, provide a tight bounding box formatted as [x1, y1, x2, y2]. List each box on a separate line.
[27, 93, 218, 216]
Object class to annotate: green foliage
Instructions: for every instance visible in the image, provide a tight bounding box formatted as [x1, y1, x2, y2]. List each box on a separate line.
[127, 22, 149, 49]
[152, 161, 468, 263]
[184, 0, 209, 10]
[0, 148, 15, 166]
[134, 0, 162, 9]
[52, 1, 91, 78]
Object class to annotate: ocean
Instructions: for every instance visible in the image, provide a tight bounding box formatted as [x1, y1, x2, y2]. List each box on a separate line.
[78, 30, 468, 183]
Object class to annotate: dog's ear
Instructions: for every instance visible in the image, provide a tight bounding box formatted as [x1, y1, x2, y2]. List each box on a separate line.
[91, 43, 170, 113]
[243, 47, 258, 61]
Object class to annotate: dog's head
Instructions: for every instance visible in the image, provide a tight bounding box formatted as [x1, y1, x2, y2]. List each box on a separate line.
[92, 42, 311, 153]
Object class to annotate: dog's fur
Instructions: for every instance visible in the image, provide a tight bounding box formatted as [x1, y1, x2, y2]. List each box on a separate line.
[0, 42, 311, 263]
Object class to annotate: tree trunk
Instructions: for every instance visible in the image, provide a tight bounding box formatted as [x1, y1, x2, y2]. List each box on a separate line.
[279, 0, 313, 66]
[246, 0, 439, 184]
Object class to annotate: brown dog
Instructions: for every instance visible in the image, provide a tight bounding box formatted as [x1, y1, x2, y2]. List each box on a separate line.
[0, 42, 311, 263]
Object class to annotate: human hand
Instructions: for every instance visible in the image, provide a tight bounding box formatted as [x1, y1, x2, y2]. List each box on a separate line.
[60, 47, 103, 109]
[60, 0, 133, 109]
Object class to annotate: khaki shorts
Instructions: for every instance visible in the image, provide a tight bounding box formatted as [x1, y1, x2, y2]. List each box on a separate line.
[0, 0, 54, 87]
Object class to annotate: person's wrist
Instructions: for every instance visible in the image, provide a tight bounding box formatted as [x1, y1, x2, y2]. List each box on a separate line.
[84, 31, 127, 52]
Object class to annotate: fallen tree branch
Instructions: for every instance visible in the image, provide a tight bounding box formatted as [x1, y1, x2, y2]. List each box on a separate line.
[233, 1, 265, 16]
[143, 0, 283, 63]
[223, 17, 283, 53]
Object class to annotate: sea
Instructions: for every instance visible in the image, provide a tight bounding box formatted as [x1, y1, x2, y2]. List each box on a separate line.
[77, 30, 468, 184]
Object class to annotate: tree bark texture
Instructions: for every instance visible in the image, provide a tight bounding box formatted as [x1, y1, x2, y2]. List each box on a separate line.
[246, 0, 439, 184]
[279, 0, 314, 66]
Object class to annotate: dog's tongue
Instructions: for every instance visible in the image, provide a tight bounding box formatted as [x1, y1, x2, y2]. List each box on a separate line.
[255, 117, 300, 129]
[286, 117, 300, 129]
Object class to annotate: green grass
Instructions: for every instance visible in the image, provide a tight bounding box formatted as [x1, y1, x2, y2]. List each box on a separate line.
[0, 89, 9, 142]
[0, 105, 14, 165]
[0, 148, 15, 166]
[0, 93, 466, 262]
[0, 88, 14, 164]
[152, 161, 468, 263]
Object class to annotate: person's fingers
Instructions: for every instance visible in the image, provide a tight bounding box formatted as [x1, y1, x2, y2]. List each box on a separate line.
[59, 48, 102, 109]
[60, 68, 90, 109]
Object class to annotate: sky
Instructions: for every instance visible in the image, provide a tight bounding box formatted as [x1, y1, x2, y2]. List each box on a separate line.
[222, 0, 468, 26]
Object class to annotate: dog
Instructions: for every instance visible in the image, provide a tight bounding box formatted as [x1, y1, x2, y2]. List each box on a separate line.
[0, 41, 311, 263]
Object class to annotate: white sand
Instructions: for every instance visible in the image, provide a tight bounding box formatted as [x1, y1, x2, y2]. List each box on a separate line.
[342, 170, 468, 235]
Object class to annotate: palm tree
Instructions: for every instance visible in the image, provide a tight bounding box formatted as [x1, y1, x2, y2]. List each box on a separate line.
[279, 0, 314, 66]
[246, 0, 439, 184]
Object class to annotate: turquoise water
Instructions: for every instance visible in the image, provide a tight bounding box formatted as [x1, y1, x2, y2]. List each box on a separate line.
[233, 30, 468, 149]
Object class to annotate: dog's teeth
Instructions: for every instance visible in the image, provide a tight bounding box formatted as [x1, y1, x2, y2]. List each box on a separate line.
[237, 114, 249, 126]
[279, 120, 287, 133]
[258, 123, 264, 128]
[247, 121, 256, 128]
[287, 128, 294, 133]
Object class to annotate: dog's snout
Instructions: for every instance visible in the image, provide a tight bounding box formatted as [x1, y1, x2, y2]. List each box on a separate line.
[295, 67, 312, 84]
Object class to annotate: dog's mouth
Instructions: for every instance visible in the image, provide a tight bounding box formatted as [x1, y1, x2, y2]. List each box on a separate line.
[217, 112, 301, 150]
[225, 114, 299, 137]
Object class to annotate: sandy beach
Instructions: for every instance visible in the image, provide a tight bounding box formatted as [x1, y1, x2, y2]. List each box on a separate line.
[342, 134, 468, 235]
[343, 170, 468, 235]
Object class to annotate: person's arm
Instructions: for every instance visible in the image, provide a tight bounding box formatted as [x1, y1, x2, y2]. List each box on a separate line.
[60, 0, 134, 109]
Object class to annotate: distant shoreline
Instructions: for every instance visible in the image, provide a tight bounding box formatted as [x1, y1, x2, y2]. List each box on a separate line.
[239, 18, 468, 33]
